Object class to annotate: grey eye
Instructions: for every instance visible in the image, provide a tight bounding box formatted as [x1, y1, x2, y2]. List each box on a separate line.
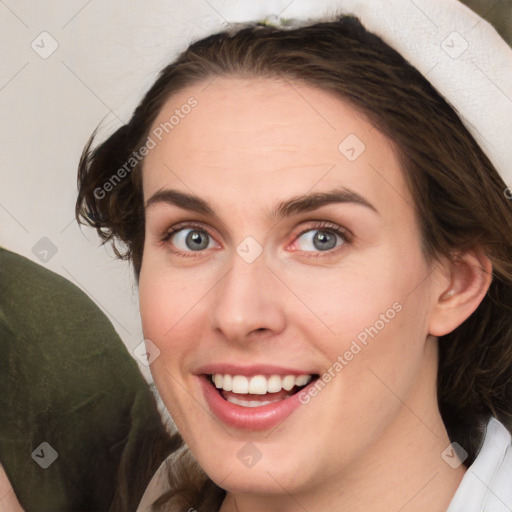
[296, 229, 344, 252]
[172, 228, 213, 251]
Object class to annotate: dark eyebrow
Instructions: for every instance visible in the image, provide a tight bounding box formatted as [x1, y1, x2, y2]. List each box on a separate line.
[145, 186, 378, 218]
[273, 187, 378, 218]
[145, 189, 216, 216]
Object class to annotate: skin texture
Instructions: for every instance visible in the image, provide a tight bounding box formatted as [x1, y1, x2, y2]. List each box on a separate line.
[138, 77, 491, 511]
[0, 466, 24, 512]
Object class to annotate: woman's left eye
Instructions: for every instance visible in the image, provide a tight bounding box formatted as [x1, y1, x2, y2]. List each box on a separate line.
[294, 226, 348, 253]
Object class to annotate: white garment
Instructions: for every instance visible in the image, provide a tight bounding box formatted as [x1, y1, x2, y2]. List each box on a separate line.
[447, 417, 512, 511]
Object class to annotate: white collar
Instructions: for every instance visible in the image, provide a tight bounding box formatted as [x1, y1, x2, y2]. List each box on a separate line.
[447, 417, 512, 511]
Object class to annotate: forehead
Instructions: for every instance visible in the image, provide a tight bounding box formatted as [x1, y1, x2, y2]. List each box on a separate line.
[142, 77, 408, 212]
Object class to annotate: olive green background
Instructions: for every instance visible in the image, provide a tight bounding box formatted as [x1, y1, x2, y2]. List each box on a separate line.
[461, 0, 512, 44]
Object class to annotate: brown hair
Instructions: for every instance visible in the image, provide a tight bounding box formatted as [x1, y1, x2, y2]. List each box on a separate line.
[76, 15, 512, 510]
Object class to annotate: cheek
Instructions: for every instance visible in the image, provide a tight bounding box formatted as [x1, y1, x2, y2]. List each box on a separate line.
[285, 251, 424, 340]
[138, 266, 201, 425]
[138, 254, 218, 407]
[139, 271, 175, 343]
[138, 249, 210, 341]
[138, 259, 196, 388]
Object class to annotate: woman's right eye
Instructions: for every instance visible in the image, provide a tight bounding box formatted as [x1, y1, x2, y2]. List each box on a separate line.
[165, 227, 217, 253]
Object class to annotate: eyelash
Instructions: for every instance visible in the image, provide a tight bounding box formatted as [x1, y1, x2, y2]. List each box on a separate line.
[159, 220, 352, 258]
[292, 221, 352, 258]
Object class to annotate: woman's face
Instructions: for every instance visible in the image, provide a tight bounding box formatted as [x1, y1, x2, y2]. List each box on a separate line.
[139, 77, 445, 497]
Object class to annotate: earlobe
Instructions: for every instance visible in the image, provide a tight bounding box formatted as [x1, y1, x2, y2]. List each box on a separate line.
[428, 249, 493, 337]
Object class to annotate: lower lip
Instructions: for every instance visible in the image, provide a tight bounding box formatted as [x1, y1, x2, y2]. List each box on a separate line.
[199, 375, 313, 431]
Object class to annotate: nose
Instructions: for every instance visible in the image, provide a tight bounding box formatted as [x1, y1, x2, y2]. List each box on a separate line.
[210, 250, 287, 345]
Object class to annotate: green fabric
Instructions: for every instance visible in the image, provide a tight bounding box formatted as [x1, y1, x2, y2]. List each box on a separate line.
[0, 247, 170, 511]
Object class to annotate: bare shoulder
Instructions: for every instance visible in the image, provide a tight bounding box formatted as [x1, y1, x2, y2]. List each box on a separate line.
[0, 465, 25, 512]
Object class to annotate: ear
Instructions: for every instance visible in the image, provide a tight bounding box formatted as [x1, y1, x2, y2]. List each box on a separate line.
[428, 248, 492, 337]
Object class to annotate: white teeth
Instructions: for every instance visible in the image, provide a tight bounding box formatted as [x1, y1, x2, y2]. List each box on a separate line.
[231, 375, 249, 394]
[212, 373, 313, 395]
[248, 375, 268, 395]
[226, 396, 274, 407]
[282, 375, 296, 391]
[214, 374, 223, 388]
[223, 374, 232, 392]
[267, 375, 282, 393]
[295, 375, 310, 387]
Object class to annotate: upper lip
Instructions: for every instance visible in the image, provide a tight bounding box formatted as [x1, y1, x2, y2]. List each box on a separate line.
[194, 363, 319, 377]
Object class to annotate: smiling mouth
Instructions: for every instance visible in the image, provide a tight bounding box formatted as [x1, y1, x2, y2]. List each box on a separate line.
[207, 373, 319, 407]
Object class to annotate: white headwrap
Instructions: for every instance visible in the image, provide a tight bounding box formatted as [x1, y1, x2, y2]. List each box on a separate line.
[221, 0, 512, 187]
